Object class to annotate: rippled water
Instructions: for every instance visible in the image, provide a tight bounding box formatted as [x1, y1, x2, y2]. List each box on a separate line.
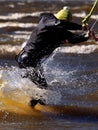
[0, 1, 98, 130]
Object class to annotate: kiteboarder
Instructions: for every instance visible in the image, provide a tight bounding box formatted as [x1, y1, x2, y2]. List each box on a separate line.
[17, 6, 96, 106]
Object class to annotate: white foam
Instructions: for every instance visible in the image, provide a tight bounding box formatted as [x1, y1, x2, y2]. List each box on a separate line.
[73, 12, 98, 20]
[0, 12, 41, 20]
[0, 67, 61, 105]
[54, 44, 98, 54]
[0, 22, 36, 28]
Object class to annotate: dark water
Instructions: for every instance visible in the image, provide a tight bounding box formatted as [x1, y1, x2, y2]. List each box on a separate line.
[0, 1, 98, 130]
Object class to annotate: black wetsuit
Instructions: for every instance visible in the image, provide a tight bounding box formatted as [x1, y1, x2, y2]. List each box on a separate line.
[17, 12, 89, 88]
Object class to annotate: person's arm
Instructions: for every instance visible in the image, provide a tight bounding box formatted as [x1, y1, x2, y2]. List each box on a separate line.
[65, 30, 89, 44]
[62, 21, 82, 30]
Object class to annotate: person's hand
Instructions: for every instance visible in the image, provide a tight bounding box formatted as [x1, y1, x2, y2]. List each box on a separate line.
[87, 29, 92, 37]
[83, 29, 93, 38]
[90, 31, 98, 41]
[85, 30, 98, 42]
[82, 23, 88, 31]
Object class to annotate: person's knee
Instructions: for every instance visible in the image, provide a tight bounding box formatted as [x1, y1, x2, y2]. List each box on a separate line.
[17, 51, 29, 68]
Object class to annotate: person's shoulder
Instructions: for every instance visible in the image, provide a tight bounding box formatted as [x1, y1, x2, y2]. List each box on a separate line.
[40, 12, 54, 17]
[38, 12, 60, 27]
[39, 12, 56, 20]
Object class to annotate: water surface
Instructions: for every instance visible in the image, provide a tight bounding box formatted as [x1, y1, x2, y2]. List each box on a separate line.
[0, 1, 98, 130]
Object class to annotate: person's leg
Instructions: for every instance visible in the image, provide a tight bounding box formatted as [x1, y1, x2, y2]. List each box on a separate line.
[17, 51, 47, 106]
[26, 64, 48, 89]
[17, 50, 48, 88]
[17, 50, 29, 68]
[26, 65, 48, 107]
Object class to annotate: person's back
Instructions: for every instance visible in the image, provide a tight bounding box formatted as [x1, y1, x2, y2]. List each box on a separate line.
[24, 13, 60, 57]
[21, 12, 88, 68]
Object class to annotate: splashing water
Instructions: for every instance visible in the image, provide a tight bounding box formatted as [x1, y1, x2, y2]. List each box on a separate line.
[0, 1, 98, 129]
[0, 66, 62, 105]
[42, 46, 98, 106]
[1, 44, 98, 107]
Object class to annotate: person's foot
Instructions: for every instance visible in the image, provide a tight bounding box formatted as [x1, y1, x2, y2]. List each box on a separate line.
[30, 99, 45, 107]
